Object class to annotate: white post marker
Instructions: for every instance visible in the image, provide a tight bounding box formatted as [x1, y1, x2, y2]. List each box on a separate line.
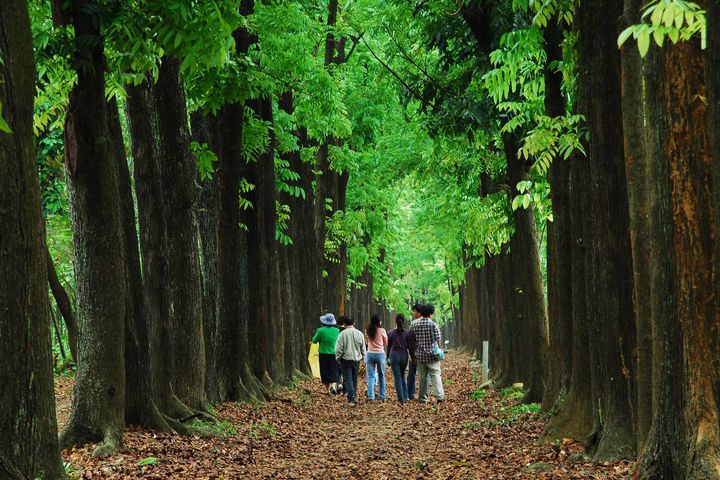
[482, 341, 489, 383]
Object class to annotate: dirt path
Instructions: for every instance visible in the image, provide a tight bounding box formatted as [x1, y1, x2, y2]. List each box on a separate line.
[61, 353, 633, 479]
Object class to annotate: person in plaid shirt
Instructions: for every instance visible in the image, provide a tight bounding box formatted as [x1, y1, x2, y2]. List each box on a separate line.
[409, 304, 445, 403]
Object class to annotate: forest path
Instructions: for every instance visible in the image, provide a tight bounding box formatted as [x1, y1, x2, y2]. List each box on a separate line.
[60, 353, 633, 479]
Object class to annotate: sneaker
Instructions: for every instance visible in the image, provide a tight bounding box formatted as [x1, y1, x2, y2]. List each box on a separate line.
[329, 386, 336, 395]
[437, 399, 445, 404]
[349, 401, 357, 407]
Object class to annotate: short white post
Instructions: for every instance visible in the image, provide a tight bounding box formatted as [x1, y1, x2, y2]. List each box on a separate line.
[482, 341, 489, 382]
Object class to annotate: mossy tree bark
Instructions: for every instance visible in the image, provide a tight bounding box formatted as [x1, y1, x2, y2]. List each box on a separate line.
[59, 0, 127, 457]
[0, 1, 65, 476]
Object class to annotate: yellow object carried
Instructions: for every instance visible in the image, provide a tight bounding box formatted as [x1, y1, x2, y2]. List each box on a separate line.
[308, 342, 321, 379]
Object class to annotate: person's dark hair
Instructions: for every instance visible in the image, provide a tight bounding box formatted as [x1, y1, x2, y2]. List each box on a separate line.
[395, 313, 405, 331]
[411, 303, 423, 313]
[421, 304, 435, 317]
[366, 314, 381, 339]
[340, 315, 353, 326]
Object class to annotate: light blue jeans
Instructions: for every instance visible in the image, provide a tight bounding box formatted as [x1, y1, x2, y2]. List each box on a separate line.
[366, 351, 387, 400]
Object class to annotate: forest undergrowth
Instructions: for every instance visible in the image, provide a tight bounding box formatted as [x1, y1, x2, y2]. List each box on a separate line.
[58, 353, 633, 479]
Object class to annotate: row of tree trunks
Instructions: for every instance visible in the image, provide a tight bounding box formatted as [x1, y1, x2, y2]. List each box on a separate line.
[0, 0, 65, 476]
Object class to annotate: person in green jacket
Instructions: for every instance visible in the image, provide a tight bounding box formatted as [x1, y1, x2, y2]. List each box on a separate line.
[312, 313, 340, 394]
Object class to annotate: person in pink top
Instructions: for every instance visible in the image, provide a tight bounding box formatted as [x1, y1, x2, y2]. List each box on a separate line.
[365, 314, 388, 401]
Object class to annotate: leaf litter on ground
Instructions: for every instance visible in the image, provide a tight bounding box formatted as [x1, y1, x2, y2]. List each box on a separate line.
[58, 353, 634, 479]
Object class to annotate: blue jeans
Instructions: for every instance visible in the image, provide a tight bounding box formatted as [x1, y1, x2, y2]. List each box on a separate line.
[389, 352, 409, 403]
[366, 352, 386, 400]
[407, 360, 429, 400]
[339, 359, 360, 403]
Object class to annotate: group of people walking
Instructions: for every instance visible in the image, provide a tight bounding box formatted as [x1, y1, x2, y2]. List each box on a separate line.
[311, 304, 445, 406]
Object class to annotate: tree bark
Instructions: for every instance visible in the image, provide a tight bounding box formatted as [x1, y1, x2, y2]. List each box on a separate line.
[0, 1, 65, 476]
[107, 98, 170, 431]
[153, 57, 207, 411]
[504, 134, 548, 404]
[541, 18, 573, 415]
[59, 0, 126, 456]
[245, 96, 285, 384]
[190, 111, 222, 404]
[620, 0, 656, 451]
[542, 128, 595, 442]
[635, 27, 720, 479]
[576, 0, 637, 459]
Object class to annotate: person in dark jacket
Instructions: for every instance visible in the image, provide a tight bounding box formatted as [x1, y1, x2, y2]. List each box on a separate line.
[387, 314, 411, 404]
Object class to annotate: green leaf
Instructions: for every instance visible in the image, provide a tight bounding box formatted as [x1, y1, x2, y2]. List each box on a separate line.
[668, 28, 680, 43]
[617, 26, 635, 48]
[637, 29, 651, 57]
[137, 457, 158, 467]
[522, 194, 531, 209]
[653, 27, 665, 47]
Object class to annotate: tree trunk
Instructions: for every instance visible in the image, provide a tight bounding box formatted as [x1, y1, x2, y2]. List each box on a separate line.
[190, 111, 222, 404]
[576, 0, 637, 459]
[46, 243, 78, 361]
[59, 0, 126, 456]
[504, 134, 548, 404]
[542, 129, 595, 442]
[126, 81, 185, 419]
[107, 98, 170, 431]
[620, 0, 656, 451]
[635, 28, 720, 479]
[153, 57, 207, 411]
[541, 18, 573, 415]
[245, 96, 285, 385]
[0, 1, 65, 476]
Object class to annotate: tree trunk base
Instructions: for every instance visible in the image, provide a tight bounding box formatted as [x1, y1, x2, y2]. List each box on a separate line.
[59, 422, 125, 458]
[541, 392, 593, 444]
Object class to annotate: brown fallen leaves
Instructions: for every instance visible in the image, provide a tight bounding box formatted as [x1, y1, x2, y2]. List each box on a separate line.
[59, 353, 634, 479]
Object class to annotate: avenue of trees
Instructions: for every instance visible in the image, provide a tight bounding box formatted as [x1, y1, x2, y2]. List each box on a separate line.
[0, 0, 718, 479]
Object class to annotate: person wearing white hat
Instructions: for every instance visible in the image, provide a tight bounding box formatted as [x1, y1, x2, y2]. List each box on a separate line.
[312, 313, 340, 393]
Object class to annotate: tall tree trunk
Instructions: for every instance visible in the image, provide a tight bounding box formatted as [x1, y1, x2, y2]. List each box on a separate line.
[0, 1, 65, 476]
[504, 134, 548, 404]
[317, 0, 349, 315]
[190, 111, 221, 404]
[620, 0, 655, 451]
[212, 101, 262, 399]
[107, 99, 170, 431]
[245, 96, 285, 384]
[635, 25, 720, 479]
[153, 57, 207, 411]
[542, 132, 594, 442]
[59, 0, 126, 456]
[126, 81, 185, 419]
[279, 91, 316, 376]
[576, 0, 637, 459]
[541, 18, 573, 414]
[46, 243, 78, 361]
